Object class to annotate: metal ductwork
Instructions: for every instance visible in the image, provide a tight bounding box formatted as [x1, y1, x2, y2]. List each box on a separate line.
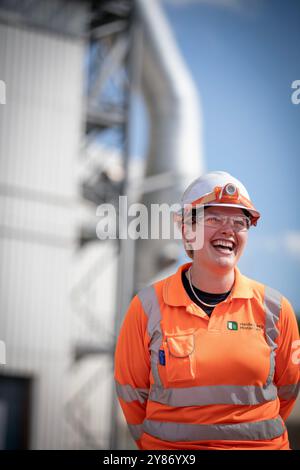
[134, 0, 204, 289]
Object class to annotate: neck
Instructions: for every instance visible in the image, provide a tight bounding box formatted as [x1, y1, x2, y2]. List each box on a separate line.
[189, 264, 235, 294]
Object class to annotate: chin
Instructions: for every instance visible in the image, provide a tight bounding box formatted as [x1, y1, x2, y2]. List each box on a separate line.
[214, 257, 236, 270]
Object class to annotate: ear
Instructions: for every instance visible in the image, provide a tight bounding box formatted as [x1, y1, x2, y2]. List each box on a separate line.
[182, 224, 194, 250]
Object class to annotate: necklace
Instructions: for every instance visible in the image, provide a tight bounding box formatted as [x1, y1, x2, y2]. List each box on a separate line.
[187, 267, 220, 308]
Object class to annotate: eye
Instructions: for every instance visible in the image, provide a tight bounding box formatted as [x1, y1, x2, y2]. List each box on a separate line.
[233, 218, 245, 226]
[205, 215, 222, 225]
[233, 217, 250, 230]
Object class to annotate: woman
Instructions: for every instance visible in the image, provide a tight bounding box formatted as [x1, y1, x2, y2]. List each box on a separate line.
[114, 171, 299, 450]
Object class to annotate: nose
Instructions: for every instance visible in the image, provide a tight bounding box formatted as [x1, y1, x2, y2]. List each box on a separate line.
[220, 228, 235, 237]
[219, 218, 235, 235]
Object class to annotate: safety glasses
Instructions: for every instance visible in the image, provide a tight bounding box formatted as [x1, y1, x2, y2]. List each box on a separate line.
[192, 213, 251, 232]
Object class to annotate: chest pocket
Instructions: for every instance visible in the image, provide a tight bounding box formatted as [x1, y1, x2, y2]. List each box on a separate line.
[164, 333, 196, 383]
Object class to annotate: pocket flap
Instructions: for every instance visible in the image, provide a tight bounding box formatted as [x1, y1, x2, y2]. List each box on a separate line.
[166, 334, 194, 358]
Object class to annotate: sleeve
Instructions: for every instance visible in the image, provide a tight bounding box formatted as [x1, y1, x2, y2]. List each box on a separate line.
[274, 296, 300, 421]
[114, 294, 151, 449]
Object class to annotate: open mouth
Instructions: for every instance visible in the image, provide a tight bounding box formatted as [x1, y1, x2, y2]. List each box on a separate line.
[211, 239, 236, 255]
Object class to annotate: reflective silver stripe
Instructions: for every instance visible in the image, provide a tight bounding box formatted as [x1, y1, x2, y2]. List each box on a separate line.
[138, 286, 163, 389]
[149, 382, 277, 406]
[278, 383, 300, 400]
[139, 285, 281, 407]
[264, 286, 282, 386]
[128, 423, 144, 441]
[115, 381, 149, 404]
[143, 417, 285, 442]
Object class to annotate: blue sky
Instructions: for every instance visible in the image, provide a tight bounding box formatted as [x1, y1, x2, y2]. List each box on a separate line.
[132, 0, 300, 312]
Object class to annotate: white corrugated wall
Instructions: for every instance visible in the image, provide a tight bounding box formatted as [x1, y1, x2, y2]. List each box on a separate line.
[0, 18, 85, 448]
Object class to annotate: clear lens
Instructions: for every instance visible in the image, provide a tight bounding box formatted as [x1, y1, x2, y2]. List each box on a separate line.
[195, 214, 250, 231]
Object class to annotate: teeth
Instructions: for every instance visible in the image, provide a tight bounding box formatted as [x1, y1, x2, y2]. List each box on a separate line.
[214, 246, 231, 252]
[212, 239, 234, 249]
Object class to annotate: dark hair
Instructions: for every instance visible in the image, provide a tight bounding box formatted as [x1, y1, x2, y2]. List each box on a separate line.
[242, 208, 251, 219]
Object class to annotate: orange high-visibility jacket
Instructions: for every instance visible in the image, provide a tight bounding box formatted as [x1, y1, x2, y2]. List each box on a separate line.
[114, 263, 300, 450]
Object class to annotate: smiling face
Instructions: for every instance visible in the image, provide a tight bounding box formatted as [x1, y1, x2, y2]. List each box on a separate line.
[191, 206, 249, 274]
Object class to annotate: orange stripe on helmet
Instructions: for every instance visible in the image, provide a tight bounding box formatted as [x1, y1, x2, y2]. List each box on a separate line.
[191, 185, 255, 211]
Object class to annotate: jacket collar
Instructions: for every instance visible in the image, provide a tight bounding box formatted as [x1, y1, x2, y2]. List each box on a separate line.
[163, 262, 253, 307]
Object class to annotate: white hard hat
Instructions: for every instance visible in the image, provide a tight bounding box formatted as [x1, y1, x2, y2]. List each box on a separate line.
[179, 171, 260, 225]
